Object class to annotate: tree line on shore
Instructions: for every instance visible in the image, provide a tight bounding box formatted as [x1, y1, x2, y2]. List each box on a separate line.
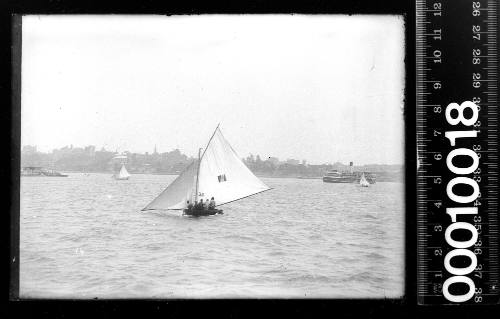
[21, 145, 403, 181]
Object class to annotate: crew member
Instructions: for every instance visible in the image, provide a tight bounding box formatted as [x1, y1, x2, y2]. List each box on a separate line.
[209, 197, 216, 209]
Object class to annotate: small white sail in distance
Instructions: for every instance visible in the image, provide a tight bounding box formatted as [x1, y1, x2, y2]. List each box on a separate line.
[359, 172, 369, 187]
[142, 125, 271, 211]
[117, 164, 131, 179]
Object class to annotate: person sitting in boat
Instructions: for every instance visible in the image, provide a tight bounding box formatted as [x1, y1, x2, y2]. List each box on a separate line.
[186, 200, 193, 211]
[198, 199, 205, 210]
[208, 197, 216, 209]
[202, 198, 209, 210]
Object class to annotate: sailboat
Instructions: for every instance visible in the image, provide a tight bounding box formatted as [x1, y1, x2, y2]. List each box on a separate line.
[359, 172, 370, 187]
[142, 125, 271, 216]
[114, 163, 131, 180]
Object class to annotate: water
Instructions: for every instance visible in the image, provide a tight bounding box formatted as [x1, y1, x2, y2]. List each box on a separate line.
[20, 173, 404, 299]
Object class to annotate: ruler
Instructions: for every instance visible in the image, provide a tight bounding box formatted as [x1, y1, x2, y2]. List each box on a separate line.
[416, 0, 499, 304]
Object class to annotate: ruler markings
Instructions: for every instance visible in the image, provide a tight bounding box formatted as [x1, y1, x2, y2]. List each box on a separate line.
[416, 0, 499, 305]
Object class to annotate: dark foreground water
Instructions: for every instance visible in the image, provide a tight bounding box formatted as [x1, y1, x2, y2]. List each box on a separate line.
[20, 173, 404, 298]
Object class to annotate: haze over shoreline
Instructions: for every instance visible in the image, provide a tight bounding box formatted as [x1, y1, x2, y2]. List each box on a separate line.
[21, 144, 404, 167]
[21, 144, 403, 182]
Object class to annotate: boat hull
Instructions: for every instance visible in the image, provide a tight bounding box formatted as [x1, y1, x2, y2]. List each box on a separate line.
[183, 209, 223, 217]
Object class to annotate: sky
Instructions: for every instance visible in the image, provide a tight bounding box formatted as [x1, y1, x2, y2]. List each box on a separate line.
[21, 15, 405, 165]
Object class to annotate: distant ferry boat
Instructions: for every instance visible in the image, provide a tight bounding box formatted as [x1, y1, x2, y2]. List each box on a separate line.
[322, 162, 376, 184]
[21, 167, 68, 177]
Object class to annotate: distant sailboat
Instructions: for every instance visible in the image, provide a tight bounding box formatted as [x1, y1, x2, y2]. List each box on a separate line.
[114, 163, 131, 180]
[359, 172, 369, 187]
[142, 125, 271, 216]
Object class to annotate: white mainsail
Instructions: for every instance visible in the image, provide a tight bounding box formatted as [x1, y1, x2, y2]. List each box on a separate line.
[142, 125, 271, 211]
[197, 127, 270, 206]
[117, 164, 131, 179]
[359, 172, 369, 187]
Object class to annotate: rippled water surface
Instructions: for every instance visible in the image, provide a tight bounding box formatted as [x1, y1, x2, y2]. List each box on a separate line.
[20, 173, 404, 298]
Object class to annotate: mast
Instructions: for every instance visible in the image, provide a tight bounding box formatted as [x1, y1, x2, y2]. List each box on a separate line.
[195, 124, 220, 202]
[200, 123, 220, 159]
[195, 147, 202, 202]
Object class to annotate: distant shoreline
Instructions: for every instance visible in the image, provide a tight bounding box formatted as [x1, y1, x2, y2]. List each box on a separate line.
[49, 170, 402, 182]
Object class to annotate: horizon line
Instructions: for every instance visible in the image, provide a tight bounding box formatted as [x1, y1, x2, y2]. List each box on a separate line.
[21, 143, 404, 167]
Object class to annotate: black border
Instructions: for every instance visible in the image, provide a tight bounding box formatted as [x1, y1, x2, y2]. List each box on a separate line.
[1, 0, 490, 317]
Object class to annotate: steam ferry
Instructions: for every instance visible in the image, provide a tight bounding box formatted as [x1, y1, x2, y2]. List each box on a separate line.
[21, 167, 68, 177]
[322, 162, 376, 184]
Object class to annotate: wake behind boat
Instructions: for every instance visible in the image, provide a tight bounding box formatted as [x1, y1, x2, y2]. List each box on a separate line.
[142, 125, 271, 216]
